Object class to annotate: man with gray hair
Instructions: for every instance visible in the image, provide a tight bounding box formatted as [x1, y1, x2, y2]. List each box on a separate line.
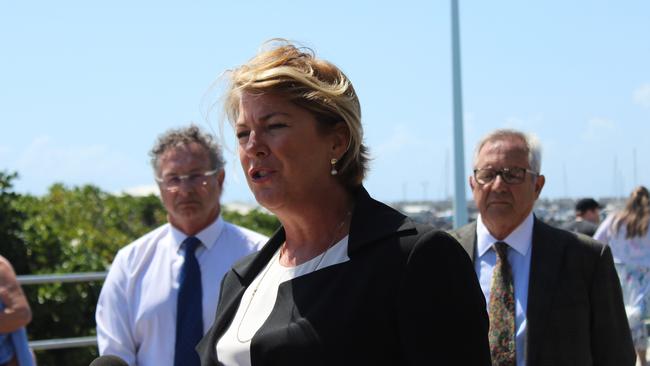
[450, 129, 634, 366]
[96, 124, 267, 366]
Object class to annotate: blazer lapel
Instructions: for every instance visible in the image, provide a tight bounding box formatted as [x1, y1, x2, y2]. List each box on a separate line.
[450, 222, 477, 261]
[222, 229, 285, 330]
[200, 186, 414, 365]
[450, 218, 567, 365]
[198, 228, 285, 365]
[526, 218, 567, 365]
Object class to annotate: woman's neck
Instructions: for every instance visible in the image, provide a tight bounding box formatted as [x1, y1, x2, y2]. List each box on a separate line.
[277, 193, 353, 266]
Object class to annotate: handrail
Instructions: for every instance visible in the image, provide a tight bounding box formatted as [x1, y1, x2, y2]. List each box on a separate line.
[30, 336, 98, 351]
[15, 271, 650, 353]
[16, 272, 108, 351]
[17, 272, 107, 285]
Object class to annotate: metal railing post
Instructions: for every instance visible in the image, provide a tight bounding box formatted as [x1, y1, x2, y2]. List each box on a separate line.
[17, 272, 108, 351]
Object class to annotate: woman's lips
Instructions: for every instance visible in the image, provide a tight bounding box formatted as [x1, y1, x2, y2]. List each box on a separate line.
[249, 168, 275, 182]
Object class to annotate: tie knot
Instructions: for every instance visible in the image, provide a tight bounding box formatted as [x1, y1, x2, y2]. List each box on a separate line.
[493, 241, 509, 258]
[183, 236, 201, 254]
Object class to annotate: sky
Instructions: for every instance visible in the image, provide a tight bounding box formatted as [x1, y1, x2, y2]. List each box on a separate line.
[2, 1, 649, 205]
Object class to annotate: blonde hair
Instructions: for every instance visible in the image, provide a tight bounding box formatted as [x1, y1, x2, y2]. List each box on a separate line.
[614, 186, 650, 238]
[223, 39, 369, 189]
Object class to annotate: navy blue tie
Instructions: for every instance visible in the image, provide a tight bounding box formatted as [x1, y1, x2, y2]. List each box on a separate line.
[174, 236, 203, 366]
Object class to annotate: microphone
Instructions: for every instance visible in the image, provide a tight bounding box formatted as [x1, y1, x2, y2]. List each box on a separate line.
[89, 355, 129, 366]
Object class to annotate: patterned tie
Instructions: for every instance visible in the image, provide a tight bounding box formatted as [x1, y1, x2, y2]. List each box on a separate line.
[174, 236, 203, 366]
[489, 241, 516, 366]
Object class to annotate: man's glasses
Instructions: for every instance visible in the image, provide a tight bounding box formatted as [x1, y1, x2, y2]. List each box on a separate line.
[473, 167, 537, 185]
[155, 169, 219, 193]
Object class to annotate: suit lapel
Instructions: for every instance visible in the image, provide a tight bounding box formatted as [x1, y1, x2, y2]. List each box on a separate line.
[201, 227, 285, 358]
[200, 186, 416, 364]
[450, 222, 477, 261]
[451, 218, 568, 365]
[526, 218, 567, 364]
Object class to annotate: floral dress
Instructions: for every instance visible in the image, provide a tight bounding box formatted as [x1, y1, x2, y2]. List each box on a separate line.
[594, 214, 650, 350]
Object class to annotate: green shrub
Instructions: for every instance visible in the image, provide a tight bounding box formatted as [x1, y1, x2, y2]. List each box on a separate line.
[0, 171, 278, 366]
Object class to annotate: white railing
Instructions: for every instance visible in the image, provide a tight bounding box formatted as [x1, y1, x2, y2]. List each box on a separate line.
[17, 272, 107, 351]
[17, 271, 650, 352]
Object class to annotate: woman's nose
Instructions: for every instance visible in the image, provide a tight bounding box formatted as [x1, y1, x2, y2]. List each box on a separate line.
[244, 131, 269, 158]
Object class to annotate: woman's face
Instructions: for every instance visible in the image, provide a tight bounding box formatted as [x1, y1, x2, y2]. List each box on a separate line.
[235, 93, 345, 212]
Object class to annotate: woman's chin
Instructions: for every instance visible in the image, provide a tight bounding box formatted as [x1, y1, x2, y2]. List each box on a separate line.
[252, 191, 284, 212]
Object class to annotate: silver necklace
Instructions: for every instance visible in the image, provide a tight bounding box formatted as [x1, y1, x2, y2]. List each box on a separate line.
[235, 210, 352, 343]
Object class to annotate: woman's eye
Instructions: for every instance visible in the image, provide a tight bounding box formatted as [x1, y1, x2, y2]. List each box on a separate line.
[236, 130, 250, 139]
[268, 123, 287, 130]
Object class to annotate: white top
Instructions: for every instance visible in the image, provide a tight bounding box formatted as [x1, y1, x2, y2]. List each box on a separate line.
[475, 213, 534, 366]
[96, 216, 268, 366]
[216, 235, 350, 366]
[594, 213, 650, 266]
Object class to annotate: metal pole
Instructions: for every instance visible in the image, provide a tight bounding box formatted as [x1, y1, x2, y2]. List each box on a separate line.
[17, 271, 107, 285]
[633, 148, 637, 187]
[451, 0, 468, 227]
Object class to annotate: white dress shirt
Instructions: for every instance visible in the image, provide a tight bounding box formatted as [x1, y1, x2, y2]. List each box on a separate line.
[96, 215, 268, 366]
[475, 212, 534, 366]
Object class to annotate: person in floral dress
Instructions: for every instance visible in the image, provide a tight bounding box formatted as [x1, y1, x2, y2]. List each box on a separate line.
[595, 186, 650, 366]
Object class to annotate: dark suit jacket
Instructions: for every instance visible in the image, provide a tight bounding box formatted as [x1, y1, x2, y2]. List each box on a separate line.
[451, 218, 635, 366]
[197, 187, 491, 366]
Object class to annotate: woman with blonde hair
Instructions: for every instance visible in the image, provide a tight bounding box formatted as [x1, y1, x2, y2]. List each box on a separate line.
[196, 40, 490, 366]
[595, 186, 650, 365]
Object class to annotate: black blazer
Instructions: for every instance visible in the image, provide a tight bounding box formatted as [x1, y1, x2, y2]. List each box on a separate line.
[197, 187, 491, 366]
[451, 218, 635, 366]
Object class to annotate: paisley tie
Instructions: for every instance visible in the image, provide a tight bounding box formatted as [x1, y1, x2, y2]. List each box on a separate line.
[488, 241, 516, 365]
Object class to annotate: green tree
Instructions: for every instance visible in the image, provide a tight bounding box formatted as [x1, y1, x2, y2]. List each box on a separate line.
[0, 173, 278, 366]
[0, 171, 29, 274]
[222, 208, 280, 236]
[14, 183, 167, 365]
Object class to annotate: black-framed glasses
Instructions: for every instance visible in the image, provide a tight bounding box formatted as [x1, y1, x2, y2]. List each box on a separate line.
[155, 169, 219, 193]
[473, 167, 537, 185]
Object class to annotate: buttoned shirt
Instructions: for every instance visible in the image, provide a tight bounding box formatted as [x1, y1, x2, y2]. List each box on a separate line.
[96, 215, 267, 366]
[475, 212, 533, 366]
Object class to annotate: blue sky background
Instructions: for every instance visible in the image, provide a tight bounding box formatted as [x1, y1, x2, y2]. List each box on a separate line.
[2, 1, 649, 204]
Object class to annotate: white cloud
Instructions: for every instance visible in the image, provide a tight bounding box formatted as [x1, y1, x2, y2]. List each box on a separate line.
[588, 118, 616, 129]
[503, 114, 544, 131]
[223, 201, 264, 214]
[10, 135, 138, 194]
[582, 117, 617, 141]
[464, 112, 476, 124]
[504, 116, 525, 127]
[633, 84, 650, 108]
[16, 136, 115, 177]
[374, 124, 421, 158]
[0, 145, 11, 162]
[119, 184, 159, 197]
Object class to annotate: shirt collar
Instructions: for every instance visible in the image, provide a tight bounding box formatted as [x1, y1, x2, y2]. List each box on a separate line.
[169, 215, 225, 252]
[476, 212, 534, 257]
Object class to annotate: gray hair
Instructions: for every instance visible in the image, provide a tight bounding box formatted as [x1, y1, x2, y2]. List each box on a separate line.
[472, 129, 542, 173]
[149, 124, 225, 174]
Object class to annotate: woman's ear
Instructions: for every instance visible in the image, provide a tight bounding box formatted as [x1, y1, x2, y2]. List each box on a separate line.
[331, 122, 351, 158]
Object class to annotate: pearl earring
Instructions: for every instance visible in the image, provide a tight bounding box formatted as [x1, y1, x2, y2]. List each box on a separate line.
[330, 158, 338, 175]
